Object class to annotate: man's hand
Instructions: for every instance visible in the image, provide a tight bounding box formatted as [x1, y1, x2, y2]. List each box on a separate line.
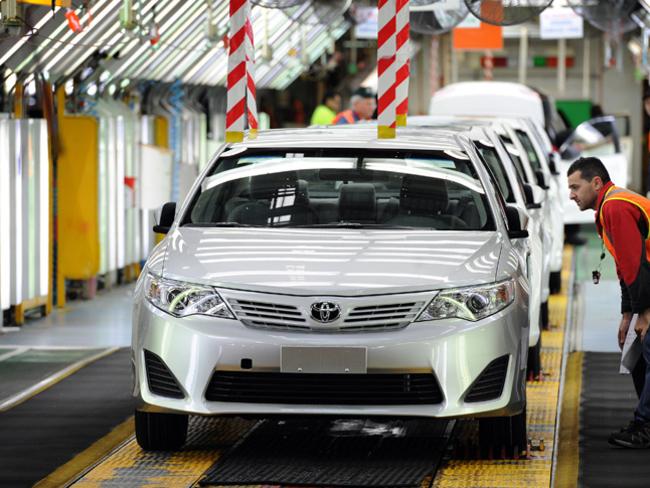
[619, 313, 634, 350]
[634, 309, 650, 342]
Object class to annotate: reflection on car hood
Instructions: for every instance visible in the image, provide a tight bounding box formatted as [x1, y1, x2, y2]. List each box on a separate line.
[160, 227, 503, 296]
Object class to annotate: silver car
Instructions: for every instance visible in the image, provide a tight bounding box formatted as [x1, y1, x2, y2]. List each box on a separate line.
[132, 127, 530, 455]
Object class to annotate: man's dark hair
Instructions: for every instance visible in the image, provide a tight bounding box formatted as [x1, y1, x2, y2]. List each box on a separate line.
[567, 157, 611, 183]
[322, 90, 339, 104]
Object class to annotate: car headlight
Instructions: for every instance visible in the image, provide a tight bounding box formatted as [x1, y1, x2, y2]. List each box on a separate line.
[416, 279, 515, 322]
[144, 273, 234, 319]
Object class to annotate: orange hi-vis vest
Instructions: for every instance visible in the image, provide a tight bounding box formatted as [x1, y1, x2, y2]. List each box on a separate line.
[598, 185, 650, 264]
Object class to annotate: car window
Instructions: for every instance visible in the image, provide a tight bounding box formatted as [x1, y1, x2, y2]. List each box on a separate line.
[514, 129, 542, 172]
[476, 145, 515, 204]
[562, 119, 619, 158]
[183, 148, 496, 231]
[499, 136, 529, 184]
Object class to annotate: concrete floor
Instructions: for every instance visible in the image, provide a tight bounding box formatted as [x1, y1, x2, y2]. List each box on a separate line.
[0, 286, 134, 348]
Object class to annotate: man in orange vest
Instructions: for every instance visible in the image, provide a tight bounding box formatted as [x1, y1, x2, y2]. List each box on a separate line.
[332, 87, 376, 125]
[568, 156, 650, 448]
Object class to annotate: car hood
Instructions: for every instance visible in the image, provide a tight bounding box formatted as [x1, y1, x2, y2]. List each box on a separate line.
[160, 227, 503, 296]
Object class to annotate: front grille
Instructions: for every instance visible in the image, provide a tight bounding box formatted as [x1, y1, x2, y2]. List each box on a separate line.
[205, 371, 443, 405]
[342, 302, 425, 330]
[464, 355, 509, 403]
[229, 298, 423, 332]
[229, 299, 309, 330]
[144, 350, 184, 399]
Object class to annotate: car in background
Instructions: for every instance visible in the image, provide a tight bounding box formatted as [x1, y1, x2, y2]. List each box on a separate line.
[409, 117, 547, 377]
[429, 82, 566, 294]
[132, 126, 531, 457]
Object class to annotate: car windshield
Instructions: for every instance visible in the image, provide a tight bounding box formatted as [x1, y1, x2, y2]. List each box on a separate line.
[183, 148, 495, 231]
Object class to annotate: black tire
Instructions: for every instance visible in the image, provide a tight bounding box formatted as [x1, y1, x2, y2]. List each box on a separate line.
[549, 270, 562, 295]
[135, 410, 188, 450]
[478, 404, 527, 459]
[526, 335, 542, 381]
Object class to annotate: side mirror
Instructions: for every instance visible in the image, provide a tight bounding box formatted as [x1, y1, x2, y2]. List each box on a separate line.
[505, 204, 529, 239]
[153, 202, 176, 234]
[535, 170, 550, 190]
[522, 184, 542, 209]
[547, 155, 559, 175]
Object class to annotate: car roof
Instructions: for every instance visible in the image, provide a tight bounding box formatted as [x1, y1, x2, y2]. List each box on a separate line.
[228, 126, 470, 153]
[430, 81, 545, 126]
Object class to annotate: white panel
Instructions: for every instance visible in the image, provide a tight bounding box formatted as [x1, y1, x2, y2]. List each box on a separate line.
[0, 121, 11, 310]
[10, 122, 22, 305]
[140, 145, 173, 210]
[37, 120, 49, 298]
[116, 117, 126, 268]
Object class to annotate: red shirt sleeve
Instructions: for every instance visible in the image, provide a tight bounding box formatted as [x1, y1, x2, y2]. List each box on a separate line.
[601, 199, 643, 286]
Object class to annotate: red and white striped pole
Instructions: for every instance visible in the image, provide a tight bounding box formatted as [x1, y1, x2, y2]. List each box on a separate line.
[395, 0, 409, 127]
[245, 16, 258, 138]
[377, 0, 396, 139]
[226, 0, 249, 143]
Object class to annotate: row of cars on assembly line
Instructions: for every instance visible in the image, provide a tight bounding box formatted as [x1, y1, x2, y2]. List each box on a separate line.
[130, 82, 629, 457]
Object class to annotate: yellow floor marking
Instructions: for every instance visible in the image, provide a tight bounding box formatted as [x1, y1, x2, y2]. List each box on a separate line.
[69, 417, 255, 487]
[553, 352, 583, 488]
[34, 417, 135, 488]
[432, 246, 574, 488]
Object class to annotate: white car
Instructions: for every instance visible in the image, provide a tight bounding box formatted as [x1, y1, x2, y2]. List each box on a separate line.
[132, 127, 531, 457]
[429, 82, 565, 294]
[408, 117, 546, 377]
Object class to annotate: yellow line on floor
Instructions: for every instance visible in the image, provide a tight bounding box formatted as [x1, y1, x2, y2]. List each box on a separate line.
[33, 417, 135, 488]
[0, 347, 119, 413]
[553, 351, 583, 488]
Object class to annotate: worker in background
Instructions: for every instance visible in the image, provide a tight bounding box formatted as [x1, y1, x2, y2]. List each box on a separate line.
[332, 87, 376, 125]
[567, 156, 650, 448]
[309, 90, 341, 126]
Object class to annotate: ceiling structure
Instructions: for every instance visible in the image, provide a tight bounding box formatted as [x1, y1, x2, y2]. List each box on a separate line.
[0, 0, 350, 90]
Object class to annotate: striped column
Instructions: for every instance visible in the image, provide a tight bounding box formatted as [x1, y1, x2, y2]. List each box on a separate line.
[395, 0, 409, 127]
[377, 0, 396, 139]
[245, 16, 258, 138]
[226, 0, 248, 143]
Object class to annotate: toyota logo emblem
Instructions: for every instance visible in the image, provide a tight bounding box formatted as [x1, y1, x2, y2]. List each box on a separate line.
[310, 302, 341, 323]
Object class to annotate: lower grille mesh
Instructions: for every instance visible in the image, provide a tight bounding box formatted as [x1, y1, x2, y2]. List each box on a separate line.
[205, 371, 443, 405]
[464, 355, 509, 403]
[144, 349, 184, 399]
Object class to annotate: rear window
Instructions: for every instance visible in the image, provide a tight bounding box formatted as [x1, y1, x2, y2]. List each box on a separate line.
[183, 148, 495, 231]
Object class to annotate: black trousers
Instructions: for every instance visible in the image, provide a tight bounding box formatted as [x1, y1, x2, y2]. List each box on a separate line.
[632, 355, 647, 398]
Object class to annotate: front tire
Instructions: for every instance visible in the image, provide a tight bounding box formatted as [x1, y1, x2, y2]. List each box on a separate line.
[527, 335, 542, 381]
[135, 410, 188, 450]
[478, 405, 527, 459]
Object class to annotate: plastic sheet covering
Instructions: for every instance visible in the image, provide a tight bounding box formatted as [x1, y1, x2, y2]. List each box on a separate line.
[94, 99, 142, 272]
[0, 118, 49, 309]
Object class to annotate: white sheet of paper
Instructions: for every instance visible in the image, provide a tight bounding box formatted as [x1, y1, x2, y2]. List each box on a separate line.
[620, 321, 643, 374]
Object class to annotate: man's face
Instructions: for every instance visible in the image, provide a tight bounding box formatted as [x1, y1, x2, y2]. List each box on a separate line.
[568, 171, 603, 211]
[327, 94, 342, 112]
[353, 97, 376, 120]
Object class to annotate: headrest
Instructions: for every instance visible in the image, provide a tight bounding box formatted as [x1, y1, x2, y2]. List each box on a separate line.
[339, 183, 376, 223]
[400, 176, 448, 216]
[296, 179, 310, 206]
[250, 171, 298, 200]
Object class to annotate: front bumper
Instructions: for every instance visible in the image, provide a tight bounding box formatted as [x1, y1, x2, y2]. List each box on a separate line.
[132, 293, 528, 419]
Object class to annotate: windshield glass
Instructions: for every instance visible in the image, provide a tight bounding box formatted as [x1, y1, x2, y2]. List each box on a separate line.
[183, 148, 495, 231]
[514, 129, 542, 172]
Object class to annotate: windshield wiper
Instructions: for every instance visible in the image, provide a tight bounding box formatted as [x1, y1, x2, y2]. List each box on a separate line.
[296, 223, 419, 229]
[184, 222, 254, 227]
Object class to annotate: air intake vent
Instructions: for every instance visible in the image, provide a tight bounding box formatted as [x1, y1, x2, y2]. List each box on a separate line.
[144, 350, 184, 399]
[465, 355, 509, 403]
[205, 372, 443, 405]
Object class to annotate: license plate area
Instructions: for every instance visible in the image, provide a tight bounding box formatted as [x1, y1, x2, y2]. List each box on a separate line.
[281, 346, 367, 374]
